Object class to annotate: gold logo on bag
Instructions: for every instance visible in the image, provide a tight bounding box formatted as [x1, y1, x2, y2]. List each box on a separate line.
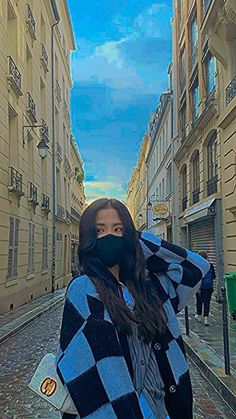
[40, 377, 57, 397]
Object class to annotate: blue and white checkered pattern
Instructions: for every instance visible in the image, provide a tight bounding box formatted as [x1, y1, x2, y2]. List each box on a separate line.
[56, 232, 210, 419]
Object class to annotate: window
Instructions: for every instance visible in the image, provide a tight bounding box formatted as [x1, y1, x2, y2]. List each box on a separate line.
[181, 165, 187, 211]
[180, 49, 186, 92]
[7, 217, 20, 280]
[206, 54, 216, 97]
[181, 103, 186, 142]
[166, 162, 172, 196]
[28, 222, 35, 274]
[190, 14, 198, 68]
[56, 233, 63, 277]
[207, 133, 218, 195]
[178, 0, 184, 30]
[42, 227, 48, 270]
[192, 152, 200, 204]
[192, 80, 199, 121]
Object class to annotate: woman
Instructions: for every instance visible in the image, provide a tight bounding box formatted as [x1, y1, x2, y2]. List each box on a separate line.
[195, 250, 215, 326]
[56, 198, 210, 419]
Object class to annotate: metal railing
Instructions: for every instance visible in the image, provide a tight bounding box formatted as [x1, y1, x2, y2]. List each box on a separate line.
[66, 210, 71, 222]
[29, 182, 38, 204]
[9, 167, 24, 196]
[26, 92, 37, 123]
[42, 194, 50, 211]
[64, 156, 72, 173]
[57, 205, 65, 219]
[41, 43, 48, 71]
[226, 75, 236, 106]
[26, 3, 36, 40]
[207, 175, 218, 196]
[56, 142, 63, 161]
[7, 56, 22, 95]
[55, 79, 62, 102]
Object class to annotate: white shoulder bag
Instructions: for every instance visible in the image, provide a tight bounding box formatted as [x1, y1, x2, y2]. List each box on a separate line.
[29, 353, 78, 415]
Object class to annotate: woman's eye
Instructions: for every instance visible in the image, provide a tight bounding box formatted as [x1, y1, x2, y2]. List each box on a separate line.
[116, 227, 123, 232]
[96, 228, 103, 233]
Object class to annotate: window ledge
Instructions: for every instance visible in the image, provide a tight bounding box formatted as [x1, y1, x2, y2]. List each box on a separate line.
[41, 269, 48, 275]
[5, 278, 18, 287]
[27, 273, 35, 280]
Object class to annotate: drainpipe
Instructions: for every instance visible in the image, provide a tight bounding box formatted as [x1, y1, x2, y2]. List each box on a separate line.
[50, 0, 60, 293]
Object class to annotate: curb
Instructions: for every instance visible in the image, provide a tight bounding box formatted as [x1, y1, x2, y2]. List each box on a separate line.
[0, 294, 64, 345]
[183, 336, 236, 413]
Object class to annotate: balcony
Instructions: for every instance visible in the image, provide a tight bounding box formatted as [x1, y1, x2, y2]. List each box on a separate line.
[8, 167, 24, 197]
[55, 79, 62, 102]
[56, 205, 65, 220]
[28, 182, 39, 206]
[226, 75, 236, 106]
[64, 156, 72, 174]
[41, 194, 50, 213]
[26, 4, 36, 41]
[40, 44, 48, 72]
[26, 92, 37, 123]
[41, 119, 49, 141]
[56, 142, 63, 162]
[192, 188, 200, 204]
[7, 57, 23, 97]
[71, 207, 81, 223]
[63, 99, 70, 124]
[207, 175, 218, 196]
[66, 210, 71, 224]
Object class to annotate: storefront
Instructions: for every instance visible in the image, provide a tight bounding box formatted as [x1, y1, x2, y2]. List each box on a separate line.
[183, 198, 223, 300]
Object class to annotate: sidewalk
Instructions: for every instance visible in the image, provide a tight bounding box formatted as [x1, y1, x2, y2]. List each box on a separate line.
[0, 288, 65, 344]
[178, 295, 236, 412]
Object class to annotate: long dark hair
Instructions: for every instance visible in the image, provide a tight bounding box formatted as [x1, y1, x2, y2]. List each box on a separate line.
[78, 198, 166, 342]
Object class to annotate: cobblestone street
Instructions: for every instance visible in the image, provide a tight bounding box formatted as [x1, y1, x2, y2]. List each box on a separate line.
[0, 303, 235, 419]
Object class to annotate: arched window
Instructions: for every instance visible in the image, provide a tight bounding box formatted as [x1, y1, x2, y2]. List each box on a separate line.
[207, 133, 218, 196]
[181, 165, 187, 211]
[192, 151, 200, 204]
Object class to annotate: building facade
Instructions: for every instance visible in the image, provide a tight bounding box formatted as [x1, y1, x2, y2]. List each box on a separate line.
[69, 134, 86, 275]
[146, 77, 173, 241]
[0, 0, 77, 314]
[173, 0, 224, 298]
[201, 0, 236, 276]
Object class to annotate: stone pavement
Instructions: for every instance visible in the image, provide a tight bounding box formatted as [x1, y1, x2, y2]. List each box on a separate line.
[1, 303, 235, 419]
[178, 294, 236, 412]
[0, 289, 65, 344]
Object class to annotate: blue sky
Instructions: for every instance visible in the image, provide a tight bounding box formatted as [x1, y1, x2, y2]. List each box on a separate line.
[67, 0, 173, 204]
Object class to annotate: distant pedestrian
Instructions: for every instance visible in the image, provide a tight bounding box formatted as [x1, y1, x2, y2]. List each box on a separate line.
[56, 198, 210, 419]
[194, 250, 216, 326]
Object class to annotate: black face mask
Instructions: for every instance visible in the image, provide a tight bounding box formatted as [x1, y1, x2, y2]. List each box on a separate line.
[95, 234, 126, 268]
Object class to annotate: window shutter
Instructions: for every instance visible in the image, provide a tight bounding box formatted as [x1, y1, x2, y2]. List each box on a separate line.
[28, 223, 35, 274]
[7, 217, 15, 279]
[13, 218, 20, 277]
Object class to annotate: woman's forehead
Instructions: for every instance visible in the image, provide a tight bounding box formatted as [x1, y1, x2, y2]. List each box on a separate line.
[96, 207, 122, 223]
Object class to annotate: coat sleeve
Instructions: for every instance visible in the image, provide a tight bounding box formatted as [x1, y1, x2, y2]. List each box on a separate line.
[139, 231, 210, 313]
[55, 275, 144, 419]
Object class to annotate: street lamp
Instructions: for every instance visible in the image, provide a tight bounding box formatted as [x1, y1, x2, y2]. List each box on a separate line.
[37, 139, 49, 159]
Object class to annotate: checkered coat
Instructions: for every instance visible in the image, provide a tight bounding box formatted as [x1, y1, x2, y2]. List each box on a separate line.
[56, 231, 210, 419]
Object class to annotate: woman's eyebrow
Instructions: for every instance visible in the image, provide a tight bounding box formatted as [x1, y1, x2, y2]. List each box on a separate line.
[96, 222, 123, 226]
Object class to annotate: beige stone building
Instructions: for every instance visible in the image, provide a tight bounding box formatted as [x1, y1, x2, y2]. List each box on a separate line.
[0, 0, 77, 314]
[200, 0, 236, 276]
[172, 0, 236, 298]
[69, 134, 86, 275]
[126, 135, 149, 230]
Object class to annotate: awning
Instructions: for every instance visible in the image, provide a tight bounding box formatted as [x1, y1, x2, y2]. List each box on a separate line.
[183, 198, 216, 224]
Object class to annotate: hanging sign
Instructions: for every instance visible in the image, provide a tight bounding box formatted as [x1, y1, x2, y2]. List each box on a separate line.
[152, 203, 169, 219]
